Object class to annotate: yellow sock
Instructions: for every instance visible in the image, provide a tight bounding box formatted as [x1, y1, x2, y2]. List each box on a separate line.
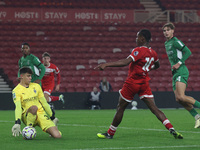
[27, 113, 36, 126]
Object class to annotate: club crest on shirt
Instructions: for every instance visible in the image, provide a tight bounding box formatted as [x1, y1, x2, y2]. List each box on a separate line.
[134, 51, 139, 56]
[34, 88, 36, 93]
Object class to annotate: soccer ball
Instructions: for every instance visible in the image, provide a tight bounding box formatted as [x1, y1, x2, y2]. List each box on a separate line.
[22, 126, 36, 140]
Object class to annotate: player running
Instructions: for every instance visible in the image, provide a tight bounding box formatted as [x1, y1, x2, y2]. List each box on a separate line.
[18, 43, 46, 85]
[41, 52, 64, 105]
[12, 67, 61, 138]
[163, 22, 200, 128]
[95, 29, 183, 139]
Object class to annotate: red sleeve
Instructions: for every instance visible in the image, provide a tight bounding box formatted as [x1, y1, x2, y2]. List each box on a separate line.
[53, 63, 60, 84]
[153, 50, 159, 62]
[56, 72, 61, 84]
[129, 47, 143, 62]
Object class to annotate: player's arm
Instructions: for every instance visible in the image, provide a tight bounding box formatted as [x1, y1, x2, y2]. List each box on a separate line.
[55, 72, 61, 91]
[17, 59, 21, 78]
[37, 63, 46, 80]
[178, 46, 191, 64]
[151, 60, 160, 70]
[39, 96, 54, 118]
[172, 41, 191, 70]
[32, 56, 46, 81]
[12, 93, 22, 137]
[94, 57, 132, 70]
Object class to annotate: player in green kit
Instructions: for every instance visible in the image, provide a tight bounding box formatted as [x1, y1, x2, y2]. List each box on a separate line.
[163, 22, 200, 128]
[18, 43, 59, 126]
[18, 43, 46, 85]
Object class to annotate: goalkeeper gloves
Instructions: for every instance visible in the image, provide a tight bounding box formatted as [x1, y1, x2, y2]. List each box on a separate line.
[12, 119, 21, 137]
[52, 118, 59, 126]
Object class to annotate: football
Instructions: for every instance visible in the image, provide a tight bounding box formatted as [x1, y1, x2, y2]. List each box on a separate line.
[22, 126, 36, 140]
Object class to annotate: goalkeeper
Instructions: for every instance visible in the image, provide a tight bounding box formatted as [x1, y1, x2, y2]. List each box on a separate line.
[12, 67, 61, 138]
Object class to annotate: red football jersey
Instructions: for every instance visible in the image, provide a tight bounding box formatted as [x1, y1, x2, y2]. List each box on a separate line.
[42, 63, 60, 86]
[126, 46, 158, 83]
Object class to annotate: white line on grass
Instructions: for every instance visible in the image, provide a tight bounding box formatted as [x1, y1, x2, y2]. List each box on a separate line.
[1, 120, 200, 134]
[58, 123, 200, 134]
[64, 145, 200, 150]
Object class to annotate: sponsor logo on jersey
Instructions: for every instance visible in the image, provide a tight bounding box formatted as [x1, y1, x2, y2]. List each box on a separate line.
[12, 92, 16, 100]
[23, 96, 37, 102]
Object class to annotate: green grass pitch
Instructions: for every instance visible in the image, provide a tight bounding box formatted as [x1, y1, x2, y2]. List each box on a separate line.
[1, 109, 200, 150]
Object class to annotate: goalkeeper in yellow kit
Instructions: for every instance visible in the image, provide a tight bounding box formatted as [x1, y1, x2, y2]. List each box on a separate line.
[11, 67, 61, 138]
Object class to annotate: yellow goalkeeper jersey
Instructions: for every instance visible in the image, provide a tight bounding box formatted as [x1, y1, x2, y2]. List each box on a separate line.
[12, 83, 44, 114]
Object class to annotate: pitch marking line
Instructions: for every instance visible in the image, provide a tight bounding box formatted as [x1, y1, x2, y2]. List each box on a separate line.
[1, 120, 200, 134]
[58, 123, 200, 134]
[64, 145, 200, 150]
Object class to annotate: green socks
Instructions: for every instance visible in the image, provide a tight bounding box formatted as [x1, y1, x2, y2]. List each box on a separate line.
[189, 108, 198, 117]
[194, 100, 200, 108]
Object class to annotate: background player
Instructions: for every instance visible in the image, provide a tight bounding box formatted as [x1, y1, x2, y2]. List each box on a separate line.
[95, 29, 183, 139]
[12, 67, 61, 138]
[41, 52, 64, 104]
[18, 43, 46, 85]
[162, 22, 200, 128]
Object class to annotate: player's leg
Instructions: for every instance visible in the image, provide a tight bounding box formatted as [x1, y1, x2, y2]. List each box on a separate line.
[142, 97, 183, 139]
[26, 105, 38, 126]
[22, 106, 38, 127]
[49, 94, 65, 104]
[37, 111, 61, 138]
[43, 89, 59, 126]
[97, 96, 129, 139]
[46, 126, 62, 138]
[175, 81, 200, 128]
[97, 82, 138, 139]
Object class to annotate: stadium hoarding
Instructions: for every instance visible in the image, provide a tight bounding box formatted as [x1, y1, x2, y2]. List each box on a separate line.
[0, 8, 134, 22]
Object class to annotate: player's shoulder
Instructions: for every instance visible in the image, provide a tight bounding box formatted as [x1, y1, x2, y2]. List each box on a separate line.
[29, 54, 40, 61]
[12, 84, 23, 93]
[50, 63, 57, 68]
[29, 82, 40, 88]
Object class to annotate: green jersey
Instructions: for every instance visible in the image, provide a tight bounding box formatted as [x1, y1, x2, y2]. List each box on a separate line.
[18, 54, 45, 82]
[164, 37, 191, 69]
[165, 37, 191, 90]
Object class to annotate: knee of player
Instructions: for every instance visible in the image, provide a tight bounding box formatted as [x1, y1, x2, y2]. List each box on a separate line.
[29, 105, 38, 114]
[54, 131, 62, 139]
[176, 95, 185, 102]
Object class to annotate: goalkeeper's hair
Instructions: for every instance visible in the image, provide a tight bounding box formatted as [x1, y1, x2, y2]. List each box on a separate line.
[162, 22, 175, 30]
[42, 52, 51, 58]
[19, 67, 33, 75]
[138, 29, 151, 42]
[21, 42, 30, 48]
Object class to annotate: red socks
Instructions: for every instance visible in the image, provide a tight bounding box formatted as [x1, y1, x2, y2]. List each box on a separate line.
[162, 119, 173, 130]
[49, 96, 59, 102]
[107, 125, 117, 136]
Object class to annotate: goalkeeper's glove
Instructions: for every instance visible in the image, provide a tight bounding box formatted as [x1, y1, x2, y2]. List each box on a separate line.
[52, 118, 59, 126]
[12, 119, 21, 137]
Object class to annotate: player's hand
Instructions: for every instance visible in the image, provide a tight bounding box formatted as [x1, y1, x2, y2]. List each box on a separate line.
[34, 79, 41, 84]
[55, 84, 60, 92]
[172, 63, 181, 70]
[12, 124, 21, 137]
[94, 64, 107, 70]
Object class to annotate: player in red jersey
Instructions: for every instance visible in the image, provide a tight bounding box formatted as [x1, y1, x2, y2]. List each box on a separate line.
[41, 52, 64, 106]
[95, 29, 183, 139]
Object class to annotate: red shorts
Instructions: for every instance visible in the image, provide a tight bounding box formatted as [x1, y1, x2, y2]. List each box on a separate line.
[42, 84, 54, 95]
[119, 81, 153, 102]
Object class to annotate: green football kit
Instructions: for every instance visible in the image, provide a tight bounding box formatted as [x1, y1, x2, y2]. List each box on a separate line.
[164, 37, 191, 90]
[18, 54, 46, 84]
